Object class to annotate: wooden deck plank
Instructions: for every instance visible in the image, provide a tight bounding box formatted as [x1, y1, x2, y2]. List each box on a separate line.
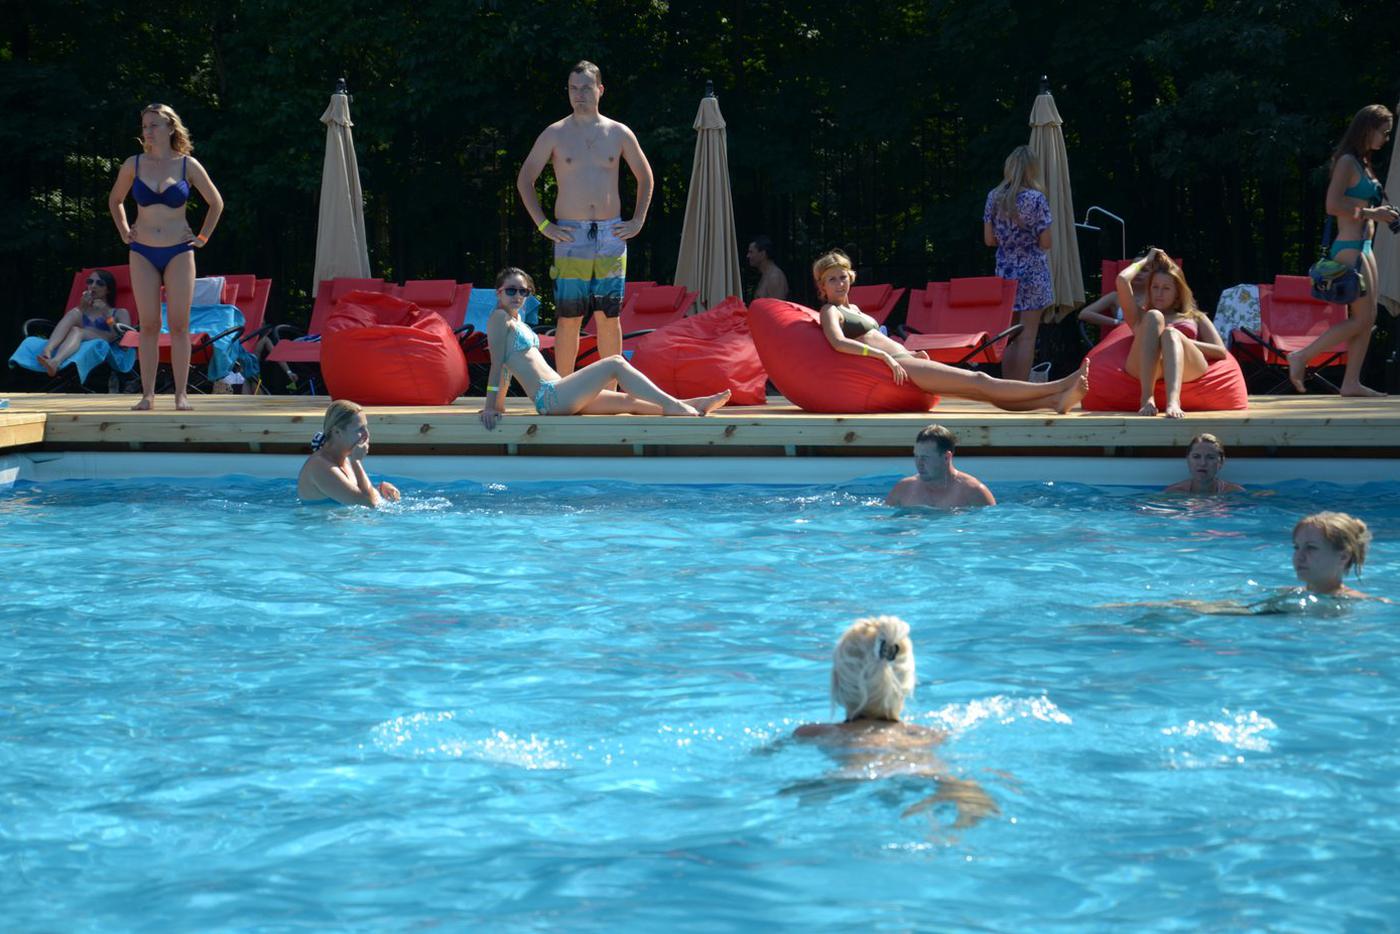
[2, 392, 1398, 454]
[0, 412, 46, 451]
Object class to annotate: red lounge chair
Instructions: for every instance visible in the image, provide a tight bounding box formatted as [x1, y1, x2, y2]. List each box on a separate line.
[846, 283, 906, 326]
[394, 279, 473, 330]
[266, 278, 393, 367]
[15, 265, 144, 391]
[899, 276, 1020, 366]
[1231, 274, 1350, 393]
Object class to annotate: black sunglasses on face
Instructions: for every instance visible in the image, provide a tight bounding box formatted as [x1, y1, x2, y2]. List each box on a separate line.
[500, 287, 532, 297]
[86, 277, 104, 285]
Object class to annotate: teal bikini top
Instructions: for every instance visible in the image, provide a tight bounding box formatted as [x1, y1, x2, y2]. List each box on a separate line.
[504, 316, 539, 360]
[1343, 157, 1381, 202]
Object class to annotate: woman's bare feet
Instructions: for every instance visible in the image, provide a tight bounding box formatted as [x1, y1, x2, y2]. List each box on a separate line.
[1138, 399, 1159, 417]
[661, 400, 701, 416]
[1287, 351, 1307, 393]
[131, 396, 154, 411]
[1339, 382, 1386, 398]
[1164, 401, 1185, 418]
[687, 389, 731, 415]
[174, 395, 194, 412]
[38, 353, 57, 377]
[1055, 363, 1090, 414]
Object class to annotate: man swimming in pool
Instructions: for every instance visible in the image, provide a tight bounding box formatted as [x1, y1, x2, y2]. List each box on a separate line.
[516, 60, 653, 381]
[885, 424, 996, 508]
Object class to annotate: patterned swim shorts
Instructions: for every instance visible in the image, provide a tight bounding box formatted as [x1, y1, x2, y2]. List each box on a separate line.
[552, 217, 626, 319]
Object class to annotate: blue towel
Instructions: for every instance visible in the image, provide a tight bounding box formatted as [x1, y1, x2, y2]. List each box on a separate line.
[9, 335, 136, 383]
[463, 289, 539, 334]
[173, 304, 260, 381]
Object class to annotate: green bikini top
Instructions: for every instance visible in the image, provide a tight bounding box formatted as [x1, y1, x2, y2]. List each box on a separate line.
[836, 304, 878, 339]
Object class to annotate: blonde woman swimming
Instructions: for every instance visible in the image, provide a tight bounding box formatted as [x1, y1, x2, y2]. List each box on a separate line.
[297, 400, 401, 507]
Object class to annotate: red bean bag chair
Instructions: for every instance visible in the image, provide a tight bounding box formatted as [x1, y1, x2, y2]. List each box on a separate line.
[1082, 322, 1248, 412]
[322, 290, 468, 405]
[748, 299, 937, 413]
[630, 297, 768, 406]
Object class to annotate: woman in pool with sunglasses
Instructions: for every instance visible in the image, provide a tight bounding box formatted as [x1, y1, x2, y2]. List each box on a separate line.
[477, 267, 730, 430]
[108, 103, 224, 411]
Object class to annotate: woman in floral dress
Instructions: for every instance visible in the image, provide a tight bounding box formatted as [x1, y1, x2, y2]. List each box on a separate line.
[983, 145, 1053, 381]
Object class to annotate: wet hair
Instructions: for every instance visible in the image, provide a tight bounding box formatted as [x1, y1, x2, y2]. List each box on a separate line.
[1332, 104, 1393, 169]
[915, 424, 957, 455]
[89, 269, 118, 306]
[1294, 512, 1372, 576]
[1187, 433, 1225, 456]
[831, 616, 916, 721]
[571, 60, 602, 85]
[313, 399, 364, 451]
[140, 103, 193, 155]
[750, 234, 774, 259]
[495, 267, 536, 292]
[992, 145, 1044, 222]
[1145, 254, 1204, 321]
[811, 249, 855, 298]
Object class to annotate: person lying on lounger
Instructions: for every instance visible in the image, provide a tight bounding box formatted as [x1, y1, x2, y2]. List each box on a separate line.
[297, 399, 401, 507]
[812, 250, 1089, 413]
[886, 424, 995, 508]
[477, 267, 729, 430]
[1162, 433, 1244, 495]
[787, 615, 1000, 829]
[1077, 262, 1148, 331]
[36, 269, 131, 376]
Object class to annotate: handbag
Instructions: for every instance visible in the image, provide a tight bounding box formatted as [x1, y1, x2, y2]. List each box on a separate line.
[1308, 216, 1367, 305]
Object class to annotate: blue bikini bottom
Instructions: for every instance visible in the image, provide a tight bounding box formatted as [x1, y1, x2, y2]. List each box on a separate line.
[130, 241, 196, 274]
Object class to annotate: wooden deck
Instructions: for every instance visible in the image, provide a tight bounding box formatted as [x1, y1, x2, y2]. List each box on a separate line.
[2, 392, 1398, 457]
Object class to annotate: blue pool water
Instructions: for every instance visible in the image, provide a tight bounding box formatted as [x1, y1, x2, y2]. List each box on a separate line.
[3, 476, 1399, 931]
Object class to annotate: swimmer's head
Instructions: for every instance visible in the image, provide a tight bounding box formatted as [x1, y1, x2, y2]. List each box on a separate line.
[811, 250, 854, 302]
[140, 103, 193, 155]
[1293, 512, 1371, 585]
[913, 424, 956, 482]
[1185, 433, 1226, 483]
[831, 615, 916, 722]
[315, 399, 368, 453]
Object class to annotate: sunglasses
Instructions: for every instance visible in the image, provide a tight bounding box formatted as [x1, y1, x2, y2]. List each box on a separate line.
[85, 277, 105, 285]
[500, 287, 532, 297]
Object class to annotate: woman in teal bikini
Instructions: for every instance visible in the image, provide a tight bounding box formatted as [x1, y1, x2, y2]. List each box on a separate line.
[477, 268, 729, 430]
[108, 104, 224, 412]
[1288, 104, 1398, 397]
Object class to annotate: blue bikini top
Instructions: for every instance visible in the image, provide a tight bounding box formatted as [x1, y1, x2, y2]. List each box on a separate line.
[132, 155, 190, 209]
[1343, 156, 1381, 202]
[505, 317, 539, 359]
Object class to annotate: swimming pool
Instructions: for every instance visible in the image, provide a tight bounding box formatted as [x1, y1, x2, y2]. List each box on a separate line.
[3, 474, 1398, 930]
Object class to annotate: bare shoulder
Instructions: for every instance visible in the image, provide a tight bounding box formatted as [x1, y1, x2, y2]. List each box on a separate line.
[959, 472, 995, 505]
[1222, 481, 1245, 493]
[793, 723, 837, 739]
[1162, 480, 1192, 493]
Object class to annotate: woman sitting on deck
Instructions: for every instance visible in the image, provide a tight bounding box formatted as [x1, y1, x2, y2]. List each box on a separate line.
[297, 400, 401, 507]
[1115, 248, 1226, 418]
[477, 267, 729, 430]
[812, 250, 1088, 413]
[36, 269, 131, 376]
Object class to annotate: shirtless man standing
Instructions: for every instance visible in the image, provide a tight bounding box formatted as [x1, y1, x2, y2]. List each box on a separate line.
[885, 425, 996, 509]
[517, 61, 654, 377]
[747, 234, 789, 301]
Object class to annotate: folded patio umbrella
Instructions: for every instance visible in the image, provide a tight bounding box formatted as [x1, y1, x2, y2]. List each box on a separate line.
[1029, 85, 1086, 317]
[674, 91, 742, 313]
[1375, 94, 1400, 316]
[313, 81, 371, 295]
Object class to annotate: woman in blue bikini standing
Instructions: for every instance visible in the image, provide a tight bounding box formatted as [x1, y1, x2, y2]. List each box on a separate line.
[478, 267, 729, 430]
[1288, 104, 1398, 397]
[108, 103, 224, 411]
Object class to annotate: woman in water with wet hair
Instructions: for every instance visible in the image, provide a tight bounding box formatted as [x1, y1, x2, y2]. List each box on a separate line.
[297, 400, 401, 507]
[1163, 433, 1244, 494]
[792, 616, 999, 828]
[813, 250, 1088, 413]
[1115, 248, 1226, 418]
[1289, 104, 1397, 396]
[477, 266, 729, 430]
[108, 103, 224, 411]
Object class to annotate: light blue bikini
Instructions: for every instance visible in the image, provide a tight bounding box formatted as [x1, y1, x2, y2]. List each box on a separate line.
[1330, 156, 1383, 258]
[500, 315, 560, 415]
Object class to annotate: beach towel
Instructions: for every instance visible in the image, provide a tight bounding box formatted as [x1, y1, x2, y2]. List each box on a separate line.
[463, 289, 539, 334]
[9, 335, 136, 383]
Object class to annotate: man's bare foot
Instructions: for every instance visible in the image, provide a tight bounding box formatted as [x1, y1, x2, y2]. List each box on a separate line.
[1339, 382, 1386, 398]
[174, 395, 194, 412]
[1164, 401, 1185, 418]
[1286, 351, 1307, 393]
[131, 396, 154, 411]
[688, 389, 731, 415]
[38, 354, 58, 377]
[1055, 363, 1090, 414]
[1138, 399, 1158, 417]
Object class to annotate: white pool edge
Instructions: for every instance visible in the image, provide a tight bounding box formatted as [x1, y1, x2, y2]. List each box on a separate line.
[1, 451, 1391, 489]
